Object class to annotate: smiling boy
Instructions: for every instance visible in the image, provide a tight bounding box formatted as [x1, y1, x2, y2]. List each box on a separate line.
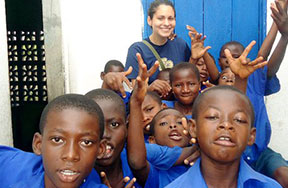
[0, 94, 107, 188]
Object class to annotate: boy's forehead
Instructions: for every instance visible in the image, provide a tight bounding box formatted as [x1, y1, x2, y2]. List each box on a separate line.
[156, 109, 183, 121]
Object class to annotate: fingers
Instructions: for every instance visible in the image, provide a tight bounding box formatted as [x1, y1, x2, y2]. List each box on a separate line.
[224, 49, 233, 62]
[100, 171, 112, 188]
[148, 61, 159, 77]
[202, 80, 215, 88]
[242, 40, 256, 58]
[183, 146, 200, 166]
[124, 177, 137, 188]
[124, 66, 133, 76]
[136, 53, 149, 82]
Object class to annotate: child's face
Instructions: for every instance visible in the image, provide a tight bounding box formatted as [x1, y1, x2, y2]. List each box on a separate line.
[218, 68, 235, 86]
[219, 44, 243, 70]
[195, 57, 209, 83]
[152, 109, 189, 148]
[33, 109, 104, 188]
[148, 4, 176, 39]
[171, 69, 200, 105]
[95, 100, 127, 166]
[194, 90, 255, 163]
[141, 95, 163, 132]
[157, 71, 170, 84]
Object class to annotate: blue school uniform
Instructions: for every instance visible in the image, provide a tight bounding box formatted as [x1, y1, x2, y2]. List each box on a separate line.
[146, 143, 182, 170]
[165, 158, 282, 188]
[0, 145, 107, 188]
[125, 37, 191, 84]
[244, 66, 279, 163]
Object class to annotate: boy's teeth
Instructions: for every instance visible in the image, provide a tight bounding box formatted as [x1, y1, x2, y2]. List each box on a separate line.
[219, 137, 230, 141]
[106, 145, 112, 150]
[61, 170, 77, 176]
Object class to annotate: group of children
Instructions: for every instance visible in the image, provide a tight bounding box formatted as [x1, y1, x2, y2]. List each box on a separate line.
[1, 0, 288, 187]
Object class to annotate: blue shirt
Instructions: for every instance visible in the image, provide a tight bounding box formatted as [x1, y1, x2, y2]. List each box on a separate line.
[0, 145, 107, 188]
[125, 37, 191, 84]
[165, 158, 281, 188]
[244, 66, 280, 163]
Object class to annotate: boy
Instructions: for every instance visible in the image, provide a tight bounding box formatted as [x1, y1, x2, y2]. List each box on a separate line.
[165, 86, 281, 188]
[164, 62, 200, 119]
[0, 94, 107, 188]
[100, 59, 125, 80]
[85, 88, 138, 188]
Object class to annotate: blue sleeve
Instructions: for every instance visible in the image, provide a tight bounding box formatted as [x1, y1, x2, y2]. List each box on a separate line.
[264, 75, 280, 96]
[146, 143, 182, 170]
[144, 162, 159, 188]
[125, 43, 142, 80]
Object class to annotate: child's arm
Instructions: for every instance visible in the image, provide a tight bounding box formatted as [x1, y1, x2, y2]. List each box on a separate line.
[187, 25, 219, 82]
[127, 53, 158, 186]
[101, 67, 133, 98]
[225, 41, 268, 93]
[267, 0, 288, 78]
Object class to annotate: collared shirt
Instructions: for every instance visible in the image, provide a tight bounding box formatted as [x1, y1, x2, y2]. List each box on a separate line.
[165, 158, 281, 188]
[0, 145, 107, 188]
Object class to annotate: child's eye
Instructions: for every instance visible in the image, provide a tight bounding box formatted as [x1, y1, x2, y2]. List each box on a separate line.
[221, 76, 227, 80]
[80, 140, 94, 146]
[159, 122, 168, 126]
[177, 121, 182, 125]
[205, 116, 218, 120]
[51, 137, 64, 143]
[189, 82, 195, 86]
[174, 84, 181, 88]
[110, 122, 120, 128]
[234, 118, 247, 124]
[146, 107, 153, 113]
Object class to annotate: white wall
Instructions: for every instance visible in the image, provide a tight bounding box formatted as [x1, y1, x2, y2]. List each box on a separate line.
[266, 0, 288, 159]
[59, 0, 143, 94]
[0, 0, 13, 146]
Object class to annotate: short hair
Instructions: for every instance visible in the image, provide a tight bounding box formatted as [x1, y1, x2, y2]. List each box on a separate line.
[85, 88, 126, 119]
[148, 0, 175, 19]
[146, 91, 162, 105]
[150, 108, 185, 135]
[39, 94, 105, 138]
[220, 41, 245, 56]
[104, 60, 124, 73]
[192, 85, 255, 127]
[169, 62, 200, 83]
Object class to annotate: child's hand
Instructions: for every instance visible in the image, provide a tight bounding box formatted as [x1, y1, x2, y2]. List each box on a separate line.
[148, 79, 171, 98]
[100, 172, 136, 188]
[271, 0, 288, 38]
[183, 145, 200, 166]
[102, 67, 133, 98]
[132, 53, 159, 103]
[168, 32, 177, 40]
[187, 25, 211, 60]
[224, 41, 268, 79]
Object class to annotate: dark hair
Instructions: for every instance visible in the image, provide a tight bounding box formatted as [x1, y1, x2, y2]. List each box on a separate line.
[146, 91, 162, 105]
[85, 88, 126, 119]
[39, 94, 105, 138]
[192, 85, 255, 127]
[169, 62, 200, 83]
[104, 60, 124, 73]
[219, 41, 245, 56]
[148, 0, 176, 19]
[150, 108, 185, 135]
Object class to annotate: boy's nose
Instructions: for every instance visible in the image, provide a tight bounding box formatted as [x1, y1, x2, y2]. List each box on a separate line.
[218, 121, 234, 131]
[103, 129, 112, 140]
[181, 85, 190, 93]
[62, 141, 80, 162]
[169, 124, 177, 129]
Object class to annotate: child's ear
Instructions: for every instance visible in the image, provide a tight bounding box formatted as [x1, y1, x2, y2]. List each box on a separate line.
[161, 103, 167, 109]
[32, 132, 42, 155]
[148, 136, 156, 144]
[188, 119, 197, 138]
[247, 127, 256, 146]
[97, 139, 106, 159]
[100, 72, 105, 80]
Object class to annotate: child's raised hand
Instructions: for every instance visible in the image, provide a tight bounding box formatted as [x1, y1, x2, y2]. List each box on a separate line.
[271, 0, 288, 38]
[224, 41, 268, 79]
[102, 67, 133, 98]
[100, 171, 136, 188]
[132, 53, 159, 103]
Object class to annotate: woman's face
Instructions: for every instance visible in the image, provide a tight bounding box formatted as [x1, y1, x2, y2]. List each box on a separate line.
[148, 4, 176, 39]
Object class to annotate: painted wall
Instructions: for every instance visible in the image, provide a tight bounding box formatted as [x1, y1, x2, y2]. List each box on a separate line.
[266, 0, 288, 159]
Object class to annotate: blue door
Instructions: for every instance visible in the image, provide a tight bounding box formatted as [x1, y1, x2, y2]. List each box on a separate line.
[141, 0, 267, 68]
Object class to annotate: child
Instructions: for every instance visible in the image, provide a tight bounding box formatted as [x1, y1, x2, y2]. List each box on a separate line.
[85, 89, 138, 188]
[218, 67, 235, 86]
[165, 86, 281, 188]
[100, 59, 124, 80]
[128, 53, 194, 188]
[0, 94, 107, 188]
[164, 62, 200, 118]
